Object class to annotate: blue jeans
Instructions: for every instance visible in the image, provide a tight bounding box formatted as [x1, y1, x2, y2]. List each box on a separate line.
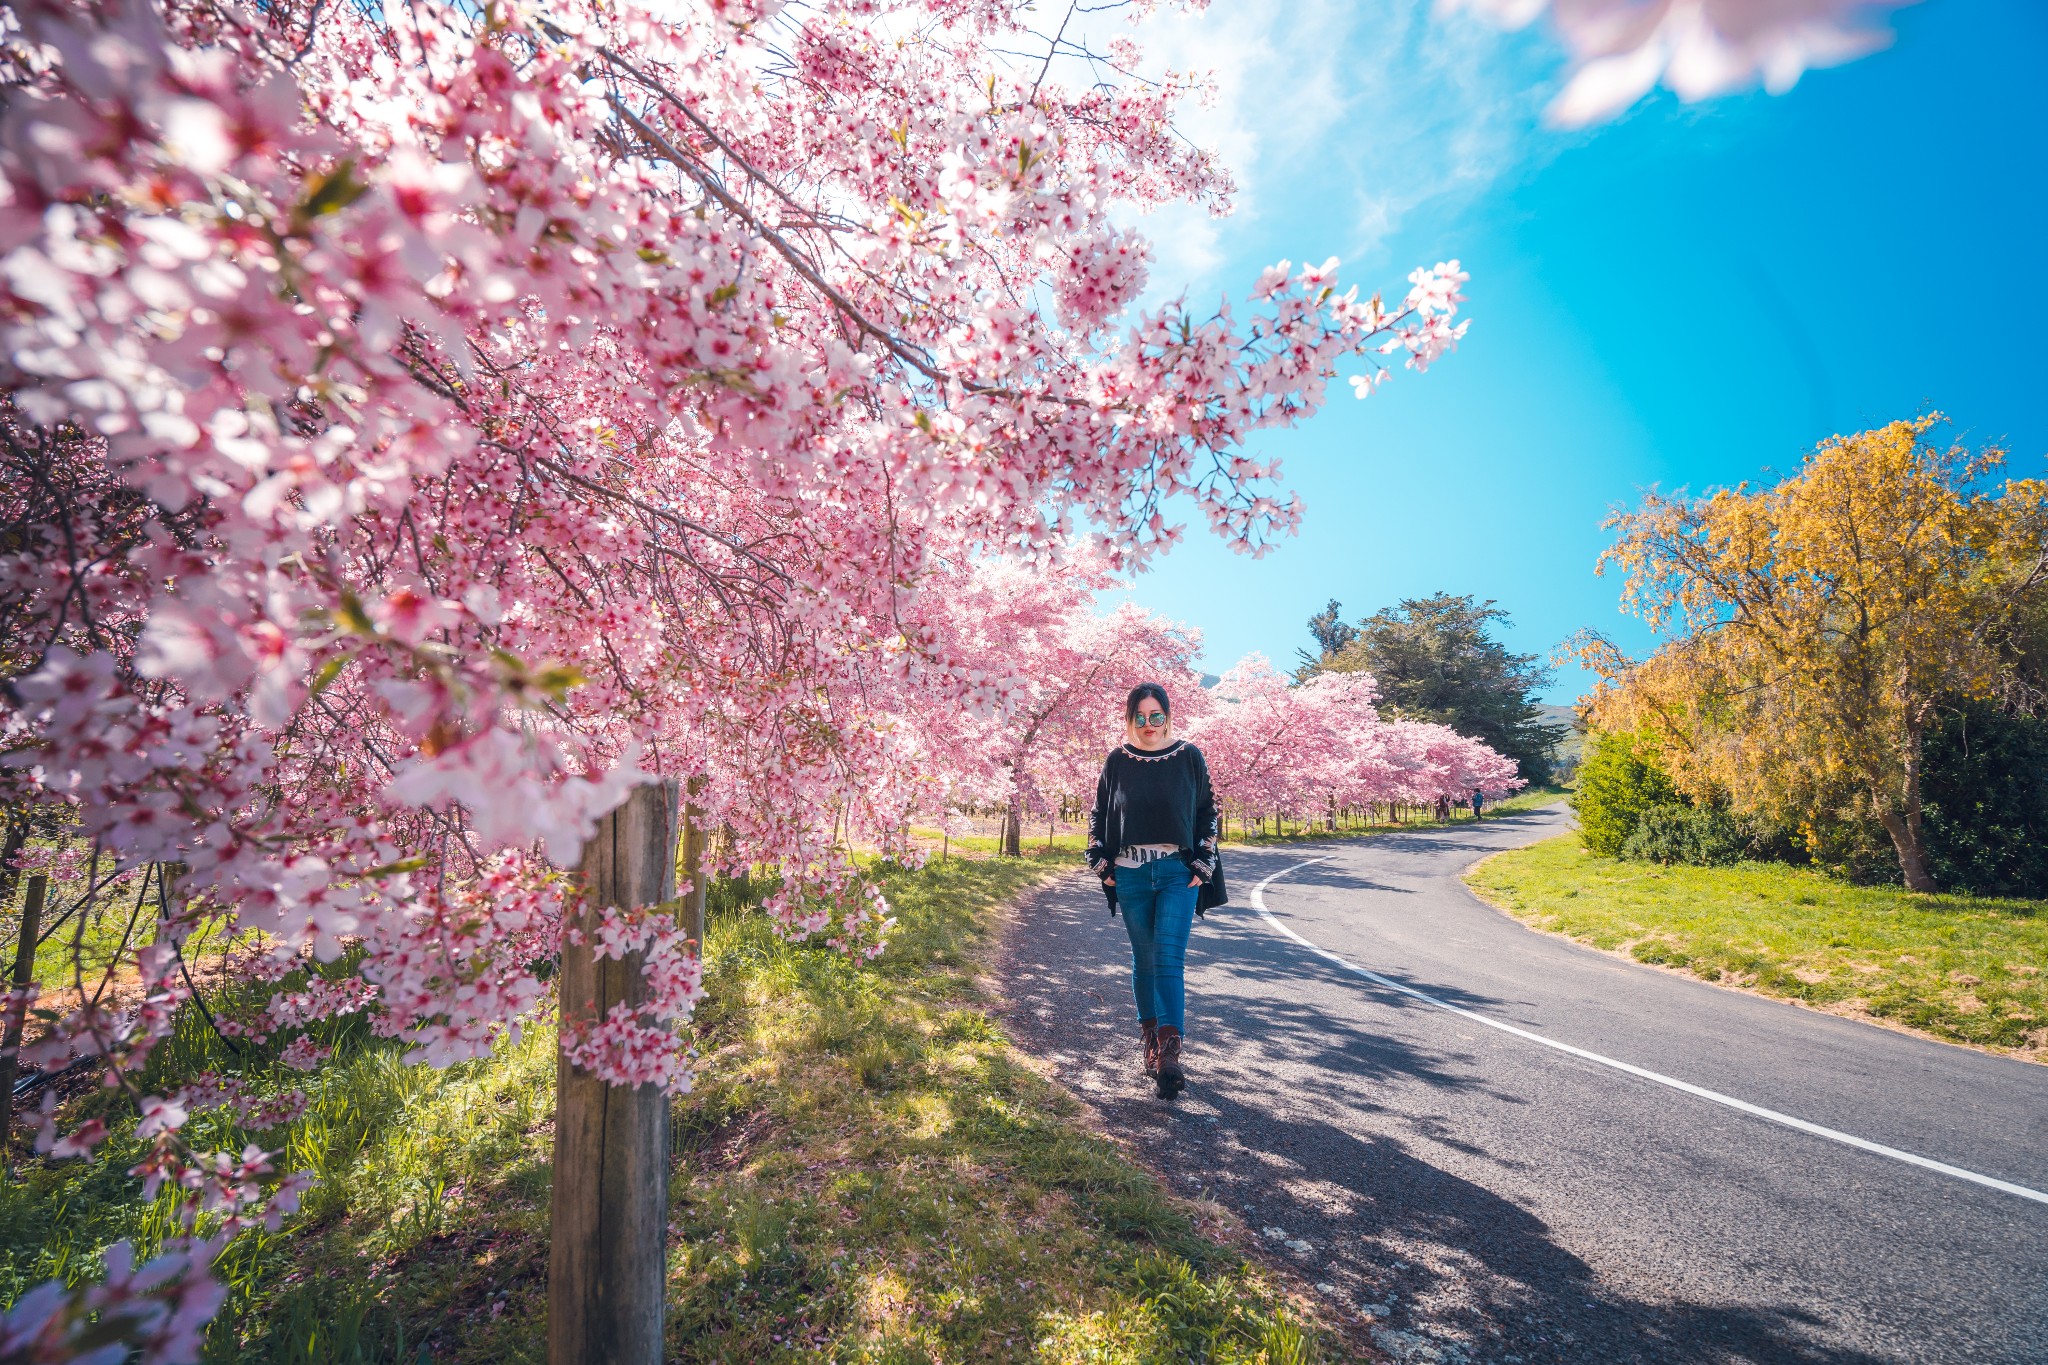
[1114, 859, 1198, 1034]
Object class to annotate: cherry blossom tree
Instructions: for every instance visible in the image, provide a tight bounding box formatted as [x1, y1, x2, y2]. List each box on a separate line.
[0, 0, 1472, 1347]
[906, 554, 1203, 854]
[1375, 718, 1523, 808]
[1190, 656, 1520, 832]
[1451, 0, 1922, 125]
[1190, 656, 1355, 829]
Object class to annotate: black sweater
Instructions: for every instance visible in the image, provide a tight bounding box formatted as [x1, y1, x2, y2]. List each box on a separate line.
[1085, 741, 1221, 883]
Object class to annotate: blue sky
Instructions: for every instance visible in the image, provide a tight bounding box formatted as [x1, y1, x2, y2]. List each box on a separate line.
[1105, 0, 2048, 702]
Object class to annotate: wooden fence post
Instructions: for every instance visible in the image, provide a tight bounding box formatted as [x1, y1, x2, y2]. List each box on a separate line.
[0, 873, 47, 1175]
[679, 778, 708, 959]
[550, 779, 679, 1365]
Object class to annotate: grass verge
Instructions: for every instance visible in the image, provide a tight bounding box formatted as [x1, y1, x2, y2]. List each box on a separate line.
[1483, 785, 1572, 817]
[2, 854, 1335, 1363]
[1228, 786, 1570, 848]
[1465, 836, 2047, 1059]
[907, 828, 1089, 858]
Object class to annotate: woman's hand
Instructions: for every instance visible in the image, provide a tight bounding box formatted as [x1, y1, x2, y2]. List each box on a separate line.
[1186, 875, 1201, 889]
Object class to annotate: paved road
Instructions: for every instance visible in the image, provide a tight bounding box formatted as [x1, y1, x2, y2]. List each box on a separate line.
[993, 806, 2048, 1365]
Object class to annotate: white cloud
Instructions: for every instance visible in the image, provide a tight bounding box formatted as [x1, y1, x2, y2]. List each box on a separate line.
[1141, 203, 1228, 285]
[1338, 5, 1563, 260]
[1136, 0, 1359, 183]
[1063, 0, 1363, 287]
[1083, 0, 1568, 293]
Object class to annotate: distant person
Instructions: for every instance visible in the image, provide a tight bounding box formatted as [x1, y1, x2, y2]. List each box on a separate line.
[1435, 793, 1451, 823]
[1471, 787, 1485, 820]
[1085, 682, 1220, 1100]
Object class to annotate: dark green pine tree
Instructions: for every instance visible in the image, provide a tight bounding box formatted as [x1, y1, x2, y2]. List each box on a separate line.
[1297, 598, 1357, 668]
[1304, 592, 1565, 782]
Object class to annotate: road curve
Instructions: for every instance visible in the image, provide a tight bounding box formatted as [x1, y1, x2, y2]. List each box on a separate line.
[992, 806, 2048, 1365]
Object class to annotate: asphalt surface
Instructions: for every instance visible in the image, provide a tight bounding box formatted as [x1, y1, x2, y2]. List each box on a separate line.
[993, 805, 2048, 1365]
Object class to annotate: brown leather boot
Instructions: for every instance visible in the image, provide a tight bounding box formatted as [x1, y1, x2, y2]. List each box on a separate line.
[1141, 1019, 1159, 1077]
[1154, 1025, 1185, 1099]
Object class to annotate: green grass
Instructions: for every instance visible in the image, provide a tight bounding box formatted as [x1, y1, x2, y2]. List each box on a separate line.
[0, 947, 552, 1362]
[7, 858, 160, 998]
[1227, 785, 1571, 847]
[907, 828, 1089, 858]
[2, 854, 1335, 1363]
[1466, 836, 2048, 1057]
[2, 848, 250, 1015]
[1486, 784, 1573, 817]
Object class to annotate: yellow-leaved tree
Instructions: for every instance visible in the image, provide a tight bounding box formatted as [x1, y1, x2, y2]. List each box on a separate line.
[1575, 417, 2048, 891]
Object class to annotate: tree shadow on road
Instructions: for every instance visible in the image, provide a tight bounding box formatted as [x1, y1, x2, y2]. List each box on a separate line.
[994, 871, 1893, 1365]
[1175, 1089, 1876, 1365]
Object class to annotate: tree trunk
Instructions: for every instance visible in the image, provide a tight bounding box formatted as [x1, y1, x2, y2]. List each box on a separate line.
[0, 873, 47, 1174]
[1877, 735, 1939, 894]
[1002, 790, 1023, 858]
[550, 780, 679, 1365]
[1877, 809, 1937, 892]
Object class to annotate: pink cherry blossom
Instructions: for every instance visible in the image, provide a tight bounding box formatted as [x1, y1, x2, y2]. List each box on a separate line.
[275, 1037, 331, 1072]
[1450, 0, 1921, 125]
[133, 1095, 188, 1140]
[1189, 656, 1521, 824]
[898, 553, 1207, 842]
[0, 0, 1471, 1342]
[0, 1237, 224, 1365]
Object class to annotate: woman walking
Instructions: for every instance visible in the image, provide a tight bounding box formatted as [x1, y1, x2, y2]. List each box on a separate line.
[1086, 683, 1220, 1098]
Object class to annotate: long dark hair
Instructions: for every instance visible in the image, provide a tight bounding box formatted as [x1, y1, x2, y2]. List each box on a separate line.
[1124, 682, 1171, 725]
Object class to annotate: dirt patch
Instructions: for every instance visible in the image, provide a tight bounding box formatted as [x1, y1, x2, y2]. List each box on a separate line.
[674, 1105, 777, 1173]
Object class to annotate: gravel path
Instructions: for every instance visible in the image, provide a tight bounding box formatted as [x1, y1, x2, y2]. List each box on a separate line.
[992, 806, 2048, 1365]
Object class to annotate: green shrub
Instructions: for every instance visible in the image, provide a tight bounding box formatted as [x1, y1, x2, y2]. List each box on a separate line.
[1576, 707, 2048, 891]
[1571, 731, 1679, 856]
[1619, 802, 1748, 867]
[1796, 808, 1903, 885]
[1921, 702, 2048, 897]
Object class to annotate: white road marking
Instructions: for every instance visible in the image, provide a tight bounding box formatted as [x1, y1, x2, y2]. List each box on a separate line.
[1248, 855, 2048, 1209]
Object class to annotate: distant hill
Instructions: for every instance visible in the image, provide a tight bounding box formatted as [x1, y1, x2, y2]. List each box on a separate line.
[1538, 702, 1586, 768]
